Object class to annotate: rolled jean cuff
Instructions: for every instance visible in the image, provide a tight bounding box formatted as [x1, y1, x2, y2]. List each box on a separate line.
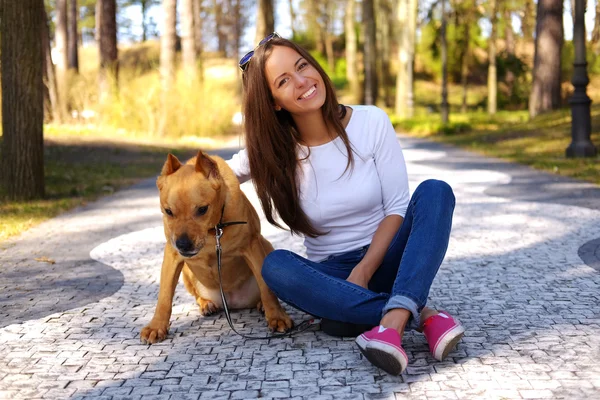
[382, 294, 421, 331]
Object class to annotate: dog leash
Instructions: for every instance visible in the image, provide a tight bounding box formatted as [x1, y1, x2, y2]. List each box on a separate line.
[213, 207, 320, 340]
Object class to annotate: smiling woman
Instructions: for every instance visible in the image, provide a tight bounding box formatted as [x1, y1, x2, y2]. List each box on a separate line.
[225, 35, 465, 376]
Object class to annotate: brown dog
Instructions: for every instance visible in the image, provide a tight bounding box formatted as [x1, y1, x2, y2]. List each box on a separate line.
[140, 151, 293, 344]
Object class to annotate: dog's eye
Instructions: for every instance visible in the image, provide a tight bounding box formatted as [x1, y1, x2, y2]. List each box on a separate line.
[164, 208, 173, 216]
[196, 206, 208, 216]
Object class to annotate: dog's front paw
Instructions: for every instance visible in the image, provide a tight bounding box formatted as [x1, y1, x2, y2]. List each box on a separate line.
[198, 298, 221, 316]
[140, 319, 170, 344]
[265, 308, 293, 333]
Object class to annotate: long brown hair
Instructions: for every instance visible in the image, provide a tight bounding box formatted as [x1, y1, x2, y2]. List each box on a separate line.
[242, 37, 354, 237]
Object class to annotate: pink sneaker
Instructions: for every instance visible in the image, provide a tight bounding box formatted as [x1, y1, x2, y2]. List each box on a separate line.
[422, 311, 465, 361]
[355, 326, 408, 375]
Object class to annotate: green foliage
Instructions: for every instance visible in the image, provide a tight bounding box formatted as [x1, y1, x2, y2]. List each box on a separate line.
[418, 15, 484, 84]
[495, 51, 531, 109]
[309, 50, 348, 90]
[561, 40, 600, 81]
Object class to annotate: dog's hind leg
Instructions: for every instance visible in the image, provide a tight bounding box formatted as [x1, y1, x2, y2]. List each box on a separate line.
[182, 266, 222, 316]
[242, 237, 293, 333]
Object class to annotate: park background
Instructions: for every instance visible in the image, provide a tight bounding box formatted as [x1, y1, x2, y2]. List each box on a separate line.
[0, 0, 599, 242]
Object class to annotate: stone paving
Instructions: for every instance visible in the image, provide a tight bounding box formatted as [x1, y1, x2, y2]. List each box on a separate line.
[1, 137, 600, 400]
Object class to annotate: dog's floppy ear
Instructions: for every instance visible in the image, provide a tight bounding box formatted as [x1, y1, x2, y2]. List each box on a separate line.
[157, 153, 182, 191]
[195, 151, 220, 181]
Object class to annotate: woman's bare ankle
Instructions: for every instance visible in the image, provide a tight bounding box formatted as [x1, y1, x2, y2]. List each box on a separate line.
[416, 307, 439, 332]
[380, 308, 411, 338]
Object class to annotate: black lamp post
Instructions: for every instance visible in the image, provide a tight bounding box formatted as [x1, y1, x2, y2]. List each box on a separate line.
[567, 0, 597, 158]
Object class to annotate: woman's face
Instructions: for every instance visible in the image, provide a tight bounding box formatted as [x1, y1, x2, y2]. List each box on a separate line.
[264, 46, 326, 115]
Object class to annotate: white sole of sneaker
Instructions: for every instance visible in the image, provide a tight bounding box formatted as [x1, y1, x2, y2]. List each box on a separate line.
[356, 335, 408, 375]
[433, 324, 465, 361]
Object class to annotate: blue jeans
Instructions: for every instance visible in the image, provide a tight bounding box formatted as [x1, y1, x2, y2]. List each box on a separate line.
[262, 179, 455, 331]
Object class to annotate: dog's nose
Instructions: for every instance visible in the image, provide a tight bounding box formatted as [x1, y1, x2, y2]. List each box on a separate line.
[175, 234, 194, 252]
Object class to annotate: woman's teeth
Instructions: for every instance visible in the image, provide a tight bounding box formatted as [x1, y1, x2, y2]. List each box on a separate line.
[300, 85, 316, 99]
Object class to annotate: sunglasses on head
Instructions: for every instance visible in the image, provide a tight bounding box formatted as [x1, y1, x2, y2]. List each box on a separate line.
[238, 32, 281, 72]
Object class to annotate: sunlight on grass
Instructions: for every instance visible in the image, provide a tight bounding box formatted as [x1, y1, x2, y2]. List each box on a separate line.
[66, 42, 240, 139]
[392, 106, 599, 185]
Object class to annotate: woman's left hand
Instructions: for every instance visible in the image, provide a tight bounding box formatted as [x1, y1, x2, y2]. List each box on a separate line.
[346, 265, 370, 289]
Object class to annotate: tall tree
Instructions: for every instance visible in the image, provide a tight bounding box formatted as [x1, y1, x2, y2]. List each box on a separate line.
[256, 0, 274, 43]
[42, 6, 62, 123]
[324, 0, 336, 74]
[122, 0, 160, 42]
[488, 0, 498, 114]
[193, 0, 204, 81]
[521, 0, 535, 41]
[68, 0, 80, 72]
[1, 0, 45, 200]
[193, 0, 204, 56]
[307, 0, 325, 54]
[592, 0, 600, 47]
[288, 0, 297, 38]
[56, 0, 69, 117]
[345, 0, 360, 103]
[214, 0, 227, 53]
[529, 0, 563, 118]
[395, 0, 417, 117]
[504, 4, 516, 100]
[441, 0, 449, 124]
[181, 0, 197, 79]
[377, 0, 393, 107]
[160, 0, 177, 135]
[97, 0, 119, 100]
[362, 0, 378, 104]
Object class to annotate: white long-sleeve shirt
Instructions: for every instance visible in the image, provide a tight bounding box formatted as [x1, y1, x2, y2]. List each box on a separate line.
[226, 105, 410, 261]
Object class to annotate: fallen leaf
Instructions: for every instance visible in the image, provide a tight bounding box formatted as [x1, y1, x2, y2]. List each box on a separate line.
[34, 256, 56, 264]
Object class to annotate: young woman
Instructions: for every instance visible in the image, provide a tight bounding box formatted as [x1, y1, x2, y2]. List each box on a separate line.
[226, 34, 464, 375]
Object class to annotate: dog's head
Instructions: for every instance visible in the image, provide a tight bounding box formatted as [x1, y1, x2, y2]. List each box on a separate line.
[157, 151, 224, 258]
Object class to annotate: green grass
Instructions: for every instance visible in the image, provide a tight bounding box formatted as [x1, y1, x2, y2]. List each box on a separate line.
[391, 106, 600, 185]
[0, 134, 198, 242]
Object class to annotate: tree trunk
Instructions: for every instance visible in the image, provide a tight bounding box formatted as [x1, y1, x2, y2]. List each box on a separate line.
[529, 0, 563, 118]
[181, 0, 197, 80]
[233, 0, 243, 89]
[505, 7, 515, 55]
[289, 0, 297, 38]
[256, 0, 275, 44]
[395, 0, 416, 117]
[460, 21, 470, 113]
[68, 0, 79, 72]
[160, 0, 177, 135]
[362, 0, 378, 105]
[42, 6, 61, 124]
[592, 0, 600, 46]
[193, 0, 205, 81]
[345, 0, 360, 103]
[1, 0, 45, 200]
[378, 0, 392, 107]
[504, 6, 516, 100]
[324, 0, 335, 74]
[396, 0, 408, 116]
[309, 0, 325, 54]
[488, 0, 497, 114]
[142, 0, 148, 41]
[441, 0, 449, 124]
[56, 0, 69, 118]
[522, 0, 535, 41]
[97, 0, 119, 101]
[214, 0, 227, 54]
